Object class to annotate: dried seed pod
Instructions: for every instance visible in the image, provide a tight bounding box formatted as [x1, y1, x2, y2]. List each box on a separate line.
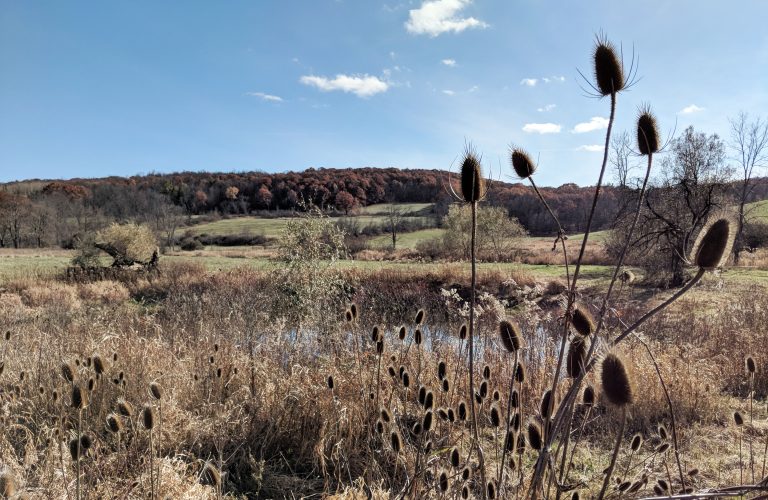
[458, 400, 467, 421]
[540, 390, 555, 419]
[442, 379, 450, 392]
[528, 422, 543, 450]
[371, 326, 381, 343]
[459, 148, 485, 203]
[437, 361, 446, 381]
[438, 470, 448, 492]
[71, 384, 88, 410]
[593, 36, 625, 96]
[600, 354, 633, 407]
[461, 466, 471, 481]
[658, 424, 668, 440]
[572, 306, 595, 336]
[327, 375, 334, 390]
[691, 216, 736, 270]
[93, 355, 106, 375]
[510, 148, 537, 179]
[415, 309, 425, 325]
[734, 411, 744, 426]
[200, 463, 221, 488]
[487, 481, 496, 499]
[746, 356, 756, 374]
[482, 365, 491, 380]
[381, 408, 392, 423]
[450, 447, 460, 468]
[391, 430, 402, 453]
[402, 371, 410, 388]
[567, 337, 587, 378]
[398, 326, 406, 340]
[459, 324, 467, 340]
[423, 411, 433, 432]
[515, 362, 526, 383]
[517, 432, 526, 453]
[414, 329, 422, 345]
[424, 391, 434, 410]
[61, 362, 76, 383]
[141, 405, 155, 430]
[69, 438, 82, 461]
[511, 389, 519, 408]
[106, 413, 123, 434]
[490, 404, 501, 427]
[630, 433, 643, 452]
[636, 106, 660, 155]
[656, 443, 670, 453]
[350, 303, 358, 320]
[117, 399, 133, 418]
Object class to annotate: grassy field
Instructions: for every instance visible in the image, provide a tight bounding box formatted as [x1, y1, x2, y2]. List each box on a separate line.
[746, 199, 768, 222]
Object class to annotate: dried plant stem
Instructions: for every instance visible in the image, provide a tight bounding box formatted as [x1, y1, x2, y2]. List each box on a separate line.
[375, 351, 383, 411]
[597, 406, 626, 500]
[149, 428, 156, 500]
[749, 372, 755, 483]
[564, 405, 593, 481]
[498, 350, 519, 492]
[739, 426, 744, 485]
[529, 177, 570, 288]
[76, 409, 82, 500]
[554, 396, 578, 500]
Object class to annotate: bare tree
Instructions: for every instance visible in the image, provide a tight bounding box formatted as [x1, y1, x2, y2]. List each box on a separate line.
[610, 130, 639, 226]
[729, 112, 768, 264]
[386, 203, 405, 250]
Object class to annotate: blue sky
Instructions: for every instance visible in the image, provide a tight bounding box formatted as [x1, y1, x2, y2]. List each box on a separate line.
[1, 1, 767, 186]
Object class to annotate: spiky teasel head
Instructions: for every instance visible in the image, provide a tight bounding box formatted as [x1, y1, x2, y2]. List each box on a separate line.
[515, 362, 526, 384]
[437, 360, 446, 381]
[117, 398, 133, 418]
[490, 404, 501, 427]
[79, 433, 93, 451]
[600, 353, 633, 407]
[690, 214, 736, 270]
[438, 470, 449, 492]
[566, 337, 587, 378]
[141, 405, 155, 430]
[593, 34, 625, 96]
[459, 324, 467, 340]
[658, 424, 668, 440]
[200, 463, 221, 488]
[92, 355, 106, 375]
[458, 400, 467, 421]
[450, 447, 460, 468]
[630, 433, 643, 452]
[390, 430, 402, 453]
[499, 319, 522, 353]
[398, 326, 406, 341]
[149, 381, 162, 400]
[510, 147, 537, 179]
[326, 375, 334, 390]
[106, 413, 123, 434]
[71, 383, 89, 410]
[619, 269, 635, 284]
[350, 303, 358, 321]
[571, 306, 595, 336]
[459, 146, 486, 203]
[636, 105, 660, 155]
[527, 421, 543, 450]
[746, 356, 756, 374]
[422, 410, 433, 432]
[69, 438, 83, 461]
[734, 411, 744, 426]
[415, 308, 425, 326]
[371, 326, 381, 343]
[540, 390, 555, 419]
[0, 470, 16, 498]
[487, 480, 497, 499]
[61, 361, 76, 383]
[344, 310, 353, 323]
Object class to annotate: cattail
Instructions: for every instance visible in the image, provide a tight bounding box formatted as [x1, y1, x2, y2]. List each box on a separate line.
[414, 329, 422, 345]
[450, 447, 460, 467]
[483, 365, 491, 380]
[630, 433, 643, 452]
[515, 362, 526, 383]
[540, 390, 555, 419]
[572, 306, 595, 336]
[398, 326, 406, 340]
[459, 148, 485, 203]
[437, 361, 446, 380]
[106, 413, 123, 434]
[415, 309, 425, 325]
[691, 216, 735, 270]
[459, 324, 467, 340]
[734, 411, 744, 426]
[327, 375, 334, 390]
[0, 470, 16, 498]
[381, 408, 392, 423]
[423, 410, 433, 432]
[350, 303, 358, 320]
[490, 404, 501, 427]
[593, 36, 625, 96]
[439, 470, 448, 492]
[117, 399, 133, 418]
[567, 337, 587, 378]
[200, 463, 221, 488]
[61, 362, 76, 383]
[142, 405, 155, 430]
[746, 356, 756, 374]
[601, 354, 633, 406]
[658, 424, 668, 440]
[71, 384, 88, 410]
[636, 106, 660, 155]
[510, 148, 537, 179]
[391, 430, 402, 453]
[458, 400, 467, 421]
[528, 422, 543, 450]
[93, 355, 105, 375]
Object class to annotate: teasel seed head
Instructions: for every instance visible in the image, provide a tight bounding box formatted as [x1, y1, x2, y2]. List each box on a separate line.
[462, 485, 469, 499]
[499, 319, 523, 353]
[391, 430, 402, 453]
[375, 419, 384, 434]
[380, 407, 392, 423]
[414, 329, 422, 345]
[117, 398, 133, 418]
[458, 400, 467, 421]
[376, 340, 384, 355]
[734, 411, 744, 426]
[371, 326, 381, 343]
[567, 337, 587, 378]
[511, 389, 519, 408]
[600, 353, 633, 407]
[415, 308, 425, 325]
[387, 365, 396, 378]
[398, 326, 406, 340]
[657, 479, 669, 492]
[618, 481, 631, 492]
[0, 470, 16, 498]
[423, 410, 433, 432]
[746, 356, 756, 374]
[345, 310, 353, 322]
[540, 390, 555, 419]
[571, 492, 580, 500]
[490, 404, 501, 427]
[517, 433, 527, 453]
[493, 389, 500, 401]
[418, 386, 427, 405]
[487, 480, 497, 499]
[653, 485, 664, 495]
[71, 384, 88, 410]
[438, 408, 449, 421]
[636, 105, 660, 155]
[450, 447, 460, 468]
[442, 378, 450, 392]
[593, 35, 625, 96]
[425, 390, 434, 410]
[327, 375, 334, 390]
[505, 430, 515, 452]
[479, 380, 488, 399]
[411, 422, 422, 436]
[571, 306, 595, 336]
[201, 463, 221, 488]
[688, 468, 699, 477]
[656, 443, 670, 453]
[106, 413, 123, 434]
[483, 364, 491, 380]
[69, 438, 82, 461]
[79, 433, 93, 451]
[459, 324, 467, 340]
[459, 148, 486, 203]
[582, 386, 596, 408]
[402, 371, 410, 388]
[527, 422, 543, 450]
[691, 215, 736, 270]
[447, 407, 455, 423]
[437, 360, 446, 381]
[439, 470, 448, 492]
[510, 147, 537, 179]
[142, 405, 155, 430]
[350, 303, 358, 320]
[61, 361, 76, 383]
[461, 465, 471, 481]
[511, 412, 521, 432]
[515, 362, 526, 383]
[658, 424, 668, 440]
[630, 433, 643, 452]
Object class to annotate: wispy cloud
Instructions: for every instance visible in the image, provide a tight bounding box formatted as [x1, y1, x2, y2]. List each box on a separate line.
[520, 78, 538, 87]
[405, 0, 488, 37]
[442, 89, 455, 96]
[537, 104, 556, 112]
[542, 76, 566, 83]
[522, 76, 565, 87]
[577, 145, 604, 152]
[247, 92, 283, 102]
[300, 74, 389, 98]
[441, 58, 457, 67]
[572, 116, 609, 133]
[679, 104, 705, 114]
[523, 123, 561, 134]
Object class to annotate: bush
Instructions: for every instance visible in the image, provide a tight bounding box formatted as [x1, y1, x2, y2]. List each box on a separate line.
[180, 237, 204, 251]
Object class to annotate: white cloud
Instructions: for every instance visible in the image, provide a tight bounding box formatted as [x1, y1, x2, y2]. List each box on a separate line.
[468, 85, 478, 92]
[537, 104, 556, 112]
[442, 58, 457, 67]
[299, 74, 389, 98]
[247, 92, 283, 102]
[679, 104, 705, 114]
[520, 78, 538, 87]
[523, 123, 561, 134]
[405, 0, 488, 37]
[442, 89, 456, 96]
[572, 116, 609, 133]
[577, 145, 605, 152]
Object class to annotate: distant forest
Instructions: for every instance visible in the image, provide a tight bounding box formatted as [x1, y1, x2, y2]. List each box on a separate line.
[3, 167, 768, 247]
